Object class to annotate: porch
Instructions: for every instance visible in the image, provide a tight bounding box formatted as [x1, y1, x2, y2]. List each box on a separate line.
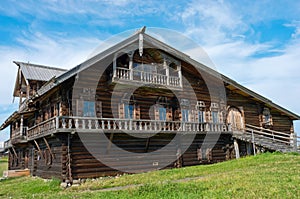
[25, 116, 230, 140]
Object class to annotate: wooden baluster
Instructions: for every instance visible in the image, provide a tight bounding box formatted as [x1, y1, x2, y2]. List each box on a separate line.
[52, 119, 55, 130]
[113, 121, 116, 130]
[139, 121, 143, 130]
[118, 121, 122, 130]
[88, 119, 92, 129]
[62, 118, 66, 128]
[124, 121, 128, 130]
[108, 120, 111, 130]
[82, 119, 86, 129]
[128, 120, 132, 130]
[68, 119, 72, 129]
[75, 119, 79, 128]
[95, 120, 99, 129]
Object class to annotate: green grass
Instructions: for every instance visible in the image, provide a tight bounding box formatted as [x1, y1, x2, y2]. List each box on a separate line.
[0, 157, 8, 175]
[0, 152, 300, 198]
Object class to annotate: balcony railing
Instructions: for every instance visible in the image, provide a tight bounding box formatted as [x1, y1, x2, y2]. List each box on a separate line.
[25, 116, 230, 140]
[11, 127, 28, 143]
[114, 68, 181, 88]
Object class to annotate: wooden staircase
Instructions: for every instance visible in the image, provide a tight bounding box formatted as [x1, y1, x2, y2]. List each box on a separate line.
[232, 124, 298, 153]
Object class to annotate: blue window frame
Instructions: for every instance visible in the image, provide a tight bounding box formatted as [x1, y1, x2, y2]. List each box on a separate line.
[198, 111, 204, 123]
[212, 111, 218, 123]
[125, 104, 134, 119]
[182, 109, 189, 122]
[159, 107, 167, 121]
[83, 101, 95, 117]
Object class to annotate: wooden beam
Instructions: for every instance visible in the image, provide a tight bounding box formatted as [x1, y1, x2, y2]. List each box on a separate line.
[43, 137, 55, 159]
[10, 146, 18, 159]
[33, 140, 44, 159]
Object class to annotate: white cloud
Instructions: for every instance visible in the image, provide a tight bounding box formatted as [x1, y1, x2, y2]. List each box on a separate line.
[0, 31, 102, 105]
[176, 0, 300, 135]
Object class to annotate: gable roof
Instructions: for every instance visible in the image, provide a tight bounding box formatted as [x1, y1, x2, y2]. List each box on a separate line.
[16, 27, 300, 120]
[13, 61, 67, 97]
[14, 61, 67, 81]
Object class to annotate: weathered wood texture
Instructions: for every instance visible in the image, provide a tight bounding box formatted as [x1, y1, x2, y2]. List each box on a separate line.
[28, 136, 67, 180]
[69, 133, 233, 180]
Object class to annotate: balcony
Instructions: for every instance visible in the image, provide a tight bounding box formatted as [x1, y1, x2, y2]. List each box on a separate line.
[4, 139, 12, 149]
[25, 116, 230, 140]
[113, 65, 182, 89]
[11, 127, 27, 144]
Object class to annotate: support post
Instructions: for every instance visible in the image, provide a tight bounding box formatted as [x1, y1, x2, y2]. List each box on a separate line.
[129, 52, 134, 80]
[164, 59, 169, 85]
[113, 53, 117, 79]
[252, 129, 256, 156]
[178, 64, 182, 87]
[20, 115, 24, 136]
[233, 139, 240, 159]
[26, 84, 30, 100]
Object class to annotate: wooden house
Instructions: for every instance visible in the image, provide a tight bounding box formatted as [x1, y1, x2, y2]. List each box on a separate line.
[1, 27, 299, 182]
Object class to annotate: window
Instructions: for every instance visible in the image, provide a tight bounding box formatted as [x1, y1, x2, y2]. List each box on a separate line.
[158, 107, 167, 121]
[262, 107, 272, 125]
[182, 109, 189, 122]
[198, 111, 205, 123]
[125, 104, 134, 119]
[83, 101, 95, 117]
[212, 111, 219, 123]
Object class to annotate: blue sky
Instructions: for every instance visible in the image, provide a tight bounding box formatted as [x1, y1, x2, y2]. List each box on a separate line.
[0, 0, 300, 141]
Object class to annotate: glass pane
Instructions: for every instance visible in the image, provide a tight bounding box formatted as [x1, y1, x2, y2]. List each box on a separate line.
[159, 107, 167, 121]
[198, 111, 204, 123]
[125, 104, 134, 119]
[212, 111, 218, 123]
[83, 101, 95, 117]
[182, 109, 189, 122]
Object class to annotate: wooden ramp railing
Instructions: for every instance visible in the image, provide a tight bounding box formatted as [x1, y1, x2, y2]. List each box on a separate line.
[233, 124, 297, 153]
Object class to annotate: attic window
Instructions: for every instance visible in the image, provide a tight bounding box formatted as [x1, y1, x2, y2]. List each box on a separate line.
[262, 107, 272, 125]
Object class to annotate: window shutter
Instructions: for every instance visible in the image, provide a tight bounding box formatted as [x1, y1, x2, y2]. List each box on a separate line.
[194, 110, 199, 122]
[174, 109, 181, 121]
[119, 103, 124, 119]
[134, 105, 140, 120]
[189, 110, 194, 122]
[95, 101, 102, 118]
[76, 99, 84, 116]
[206, 111, 211, 123]
[218, 111, 223, 123]
[166, 108, 172, 121]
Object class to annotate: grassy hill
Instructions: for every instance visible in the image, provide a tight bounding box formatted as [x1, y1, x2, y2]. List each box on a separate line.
[0, 152, 299, 198]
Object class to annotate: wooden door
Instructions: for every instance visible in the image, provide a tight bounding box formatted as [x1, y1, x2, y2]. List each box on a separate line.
[227, 107, 244, 131]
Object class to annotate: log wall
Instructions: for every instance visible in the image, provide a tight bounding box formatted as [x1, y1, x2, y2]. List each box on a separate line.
[69, 132, 234, 180]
